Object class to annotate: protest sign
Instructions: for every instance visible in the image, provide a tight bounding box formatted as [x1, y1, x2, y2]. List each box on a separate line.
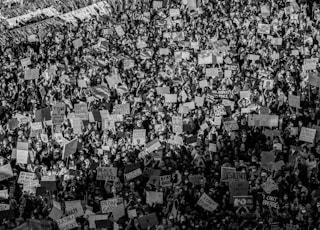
[77, 80, 87, 88]
[233, 196, 253, 208]
[205, 67, 217, 77]
[164, 94, 177, 103]
[229, 181, 249, 201]
[101, 198, 118, 213]
[195, 96, 205, 107]
[115, 25, 125, 37]
[309, 73, 320, 87]
[52, 103, 65, 125]
[153, 1, 162, 9]
[143, 167, 161, 178]
[53, 201, 61, 210]
[262, 194, 279, 209]
[199, 79, 209, 88]
[191, 41, 200, 50]
[270, 222, 281, 230]
[90, 110, 102, 122]
[260, 150, 275, 170]
[197, 193, 218, 212]
[208, 90, 231, 100]
[24, 68, 40, 80]
[138, 213, 159, 230]
[56, 214, 78, 230]
[159, 48, 170, 55]
[263, 79, 274, 90]
[146, 191, 163, 205]
[132, 129, 146, 145]
[128, 209, 137, 219]
[73, 39, 83, 49]
[62, 138, 78, 159]
[291, 49, 299, 56]
[8, 118, 19, 130]
[125, 168, 142, 181]
[151, 148, 163, 160]
[256, 115, 279, 127]
[188, 175, 205, 186]
[198, 52, 213, 65]
[261, 5, 270, 17]
[213, 105, 226, 116]
[272, 160, 285, 171]
[172, 116, 183, 134]
[0, 204, 9, 212]
[146, 138, 161, 153]
[124, 163, 141, 174]
[0, 190, 8, 199]
[240, 91, 250, 99]
[35, 107, 51, 122]
[27, 219, 52, 230]
[23, 185, 37, 194]
[260, 107, 269, 115]
[221, 167, 236, 182]
[201, 123, 209, 131]
[160, 175, 172, 187]
[65, 200, 84, 217]
[314, 125, 320, 142]
[156, 87, 170, 94]
[103, 115, 122, 130]
[225, 171, 247, 182]
[169, 9, 180, 17]
[183, 102, 195, 110]
[288, 94, 300, 108]
[88, 215, 109, 229]
[0, 164, 13, 182]
[106, 73, 122, 88]
[0, 204, 10, 212]
[123, 59, 135, 70]
[13, 222, 29, 230]
[96, 167, 117, 181]
[223, 120, 239, 132]
[271, 37, 282, 45]
[49, 207, 63, 220]
[70, 118, 82, 132]
[17, 172, 34, 185]
[16, 142, 29, 164]
[113, 104, 130, 115]
[95, 219, 113, 229]
[299, 127, 316, 143]
[147, 175, 160, 187]
[209, 143, 217, 152]
[261, 179, 279, 194]
[247, 54, 260, 61]
[112, 203, 125, 220]
[20, 57, 31, 67]
[187, 0, 197, 9]
[30, 122, 42, 137]
[40, 175, 56, 191]
[83, 209, 94, 219]
[185, 135, 197, 144]
[257, 23, 271, 34]
[286, 224, 299, 230]
[74, 103, 88, 120]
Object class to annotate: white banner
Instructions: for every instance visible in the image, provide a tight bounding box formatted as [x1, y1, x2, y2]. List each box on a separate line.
[59, 1, 111, 23]
[7, 7, 60, 28]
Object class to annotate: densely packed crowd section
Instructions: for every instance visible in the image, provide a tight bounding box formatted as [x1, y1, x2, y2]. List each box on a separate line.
[0, 0, 320, 229]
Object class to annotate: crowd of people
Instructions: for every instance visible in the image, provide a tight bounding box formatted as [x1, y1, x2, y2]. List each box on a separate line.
[0, 0, 320, 229]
